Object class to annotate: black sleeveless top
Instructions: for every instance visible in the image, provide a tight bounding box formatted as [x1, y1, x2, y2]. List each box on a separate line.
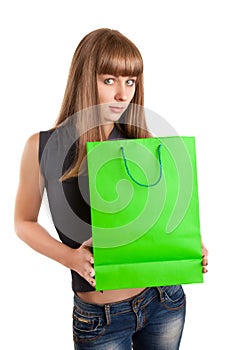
[39, 124, 125, 292]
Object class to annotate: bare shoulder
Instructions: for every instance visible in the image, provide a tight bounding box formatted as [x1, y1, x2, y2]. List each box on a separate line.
[25, 132, 40, 149]
[20, 132, 40, 171]
[24, 132, 40, 153]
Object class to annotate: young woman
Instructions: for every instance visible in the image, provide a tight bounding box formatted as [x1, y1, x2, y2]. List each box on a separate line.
[14, 28, 208, 349]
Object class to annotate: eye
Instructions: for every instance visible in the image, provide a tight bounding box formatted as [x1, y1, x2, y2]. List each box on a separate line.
[126, 79, 136, 86]
[104, 78, 114, 85]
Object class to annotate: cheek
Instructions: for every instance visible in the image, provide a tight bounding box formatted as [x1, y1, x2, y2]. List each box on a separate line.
[129, 88, 136, 101]
[97, 84, 112, 104]
[97, 84, 103, 104]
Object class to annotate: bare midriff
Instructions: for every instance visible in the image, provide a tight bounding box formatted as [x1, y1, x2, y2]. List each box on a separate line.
[77, 288, 146, 305]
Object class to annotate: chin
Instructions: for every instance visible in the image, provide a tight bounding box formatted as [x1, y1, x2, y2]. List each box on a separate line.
[104, 114, 123, 123]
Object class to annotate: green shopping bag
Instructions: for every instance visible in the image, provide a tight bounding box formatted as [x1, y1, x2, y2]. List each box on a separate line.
[86, 136, 203, 290]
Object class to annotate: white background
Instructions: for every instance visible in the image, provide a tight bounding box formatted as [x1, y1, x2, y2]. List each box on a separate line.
[1, 0, 232, 348]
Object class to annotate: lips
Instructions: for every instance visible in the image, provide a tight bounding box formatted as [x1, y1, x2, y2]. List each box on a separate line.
[109, 106, 125, 114]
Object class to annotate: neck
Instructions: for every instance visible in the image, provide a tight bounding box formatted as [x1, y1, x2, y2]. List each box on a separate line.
[102, 123, 114, 139]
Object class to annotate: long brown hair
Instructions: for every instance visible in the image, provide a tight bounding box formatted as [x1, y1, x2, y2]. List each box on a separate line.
[55, 28, 150, 179]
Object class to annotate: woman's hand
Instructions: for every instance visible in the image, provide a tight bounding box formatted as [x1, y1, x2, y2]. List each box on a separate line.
[69, 238, 96, 287]
[202, 243, 208, 273]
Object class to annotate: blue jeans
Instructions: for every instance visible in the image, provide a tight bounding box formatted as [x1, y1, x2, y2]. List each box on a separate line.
[73, 286, 186, 349]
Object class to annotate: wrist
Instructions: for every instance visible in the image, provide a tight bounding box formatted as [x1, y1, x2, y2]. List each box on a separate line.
[55, 242, 76, 269]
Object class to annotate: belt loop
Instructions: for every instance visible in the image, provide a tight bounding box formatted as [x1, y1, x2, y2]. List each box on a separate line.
[156, 287, 165, 303]
[104, 304, 111, 326]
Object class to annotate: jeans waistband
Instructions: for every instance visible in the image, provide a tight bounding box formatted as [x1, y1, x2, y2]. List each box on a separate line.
[74, 287, 164, 316]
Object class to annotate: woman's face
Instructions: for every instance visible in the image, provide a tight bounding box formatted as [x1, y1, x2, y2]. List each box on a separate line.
[97, 74, 136, 123]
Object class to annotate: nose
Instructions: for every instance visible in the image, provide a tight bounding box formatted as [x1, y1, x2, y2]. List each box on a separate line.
[115, 83, 127, 101]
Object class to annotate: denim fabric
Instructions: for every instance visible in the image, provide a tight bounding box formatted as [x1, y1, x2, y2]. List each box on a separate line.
[73, 286, 186, 349]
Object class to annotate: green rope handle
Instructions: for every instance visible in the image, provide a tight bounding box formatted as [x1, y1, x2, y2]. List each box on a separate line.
[120, 144, 162, 187]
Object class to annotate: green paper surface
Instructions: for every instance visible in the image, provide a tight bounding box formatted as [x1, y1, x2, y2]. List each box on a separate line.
[86, 136, 203, 290]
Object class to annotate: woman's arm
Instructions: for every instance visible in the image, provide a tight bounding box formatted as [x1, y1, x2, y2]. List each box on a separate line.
[14, 133, 95, 287]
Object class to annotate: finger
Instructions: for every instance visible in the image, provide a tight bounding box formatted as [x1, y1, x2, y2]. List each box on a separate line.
[90, 279, 96, 287]
[87, 254, 94, 265]
[83, 262, 95, 278]
[202, 245, 208, 260]
[83, 250, 94, 264]
[89, 268, 96, 286]
[82, 237, 92, 248]
[84, 269, 96, 287]
[202, 255, 208, 273]
[202, 255, 208, 266]
[89, 267, 95, 278]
